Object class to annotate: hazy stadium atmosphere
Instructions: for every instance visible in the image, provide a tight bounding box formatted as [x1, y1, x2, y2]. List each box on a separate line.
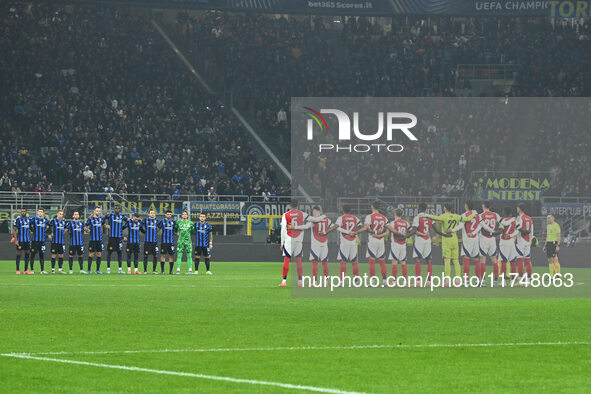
[1, 1, 590, 392]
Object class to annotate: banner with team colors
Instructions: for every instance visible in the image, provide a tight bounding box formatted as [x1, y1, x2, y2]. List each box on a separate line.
[290, 97, 590, 298]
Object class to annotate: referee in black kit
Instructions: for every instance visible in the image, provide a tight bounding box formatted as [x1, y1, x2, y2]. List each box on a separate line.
[194, 212, 213, 275]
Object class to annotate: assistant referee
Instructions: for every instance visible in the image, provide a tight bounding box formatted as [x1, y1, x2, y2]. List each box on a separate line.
[543, 214, 561, 275]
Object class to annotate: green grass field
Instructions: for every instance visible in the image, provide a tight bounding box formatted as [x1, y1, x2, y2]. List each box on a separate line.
[1, 260, 590, 393]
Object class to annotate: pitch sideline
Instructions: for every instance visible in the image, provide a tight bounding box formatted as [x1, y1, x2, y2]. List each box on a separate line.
[0, 353, 361, 394]
[4, 341, 590, 357]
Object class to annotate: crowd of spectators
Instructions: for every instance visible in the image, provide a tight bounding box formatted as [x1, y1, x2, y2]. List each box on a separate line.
[2, 4, 590, 201]
[1, 4, 285, 198]
[176, 13, 590, 199]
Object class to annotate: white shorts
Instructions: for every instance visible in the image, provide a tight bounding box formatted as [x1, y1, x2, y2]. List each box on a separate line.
[498, 240, 516, 262]
[366, 238, 386, 259]
[412, 237, 432, 259]
[479, 236, 497, 257]
[310, 244, 329, 262]
[515, 239, 531, 258]
[461, 237, 480, 258]
[338, 242, 358, 262]
[389, 243, 407, 262]
[282, 239, 303, 258]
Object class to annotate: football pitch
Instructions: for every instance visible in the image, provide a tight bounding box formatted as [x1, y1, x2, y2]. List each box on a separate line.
[1, 261, 590, 393]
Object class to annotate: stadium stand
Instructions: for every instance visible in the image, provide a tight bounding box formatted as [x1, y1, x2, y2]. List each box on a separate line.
[1, 4, 286, 198]
[2, 4, 590, 200]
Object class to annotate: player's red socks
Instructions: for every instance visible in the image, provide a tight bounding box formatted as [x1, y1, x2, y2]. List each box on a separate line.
[474, 260, 480, 278]
[340, 261, 347, 278]
[493, 262, 499, 279]
[282, 257, 290, 279]
[379, 259, 387, 279]
[352, 262, 359, 277]
[368, 258, 376, 277]
[525, 258, 532, 276]
[392, 263, 398, 278]
[322, 261, 329, 277]
[511, 261, 517, 276]
[462, 257, 470, 276]
[517, 258, 524, 276]
[296, 257, 303, 278]
[427, 263, 433, 281]
[312, 260, 319, 278]
[500, 261, 507, 277]
[414, 261, 421, 277]
[401, 264, 408, 278]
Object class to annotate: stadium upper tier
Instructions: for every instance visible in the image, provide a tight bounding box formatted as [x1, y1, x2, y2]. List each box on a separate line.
[2, 4, 590, 199]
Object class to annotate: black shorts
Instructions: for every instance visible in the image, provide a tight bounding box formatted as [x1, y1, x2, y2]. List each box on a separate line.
[69, 245, 85, 256]
[545, 241, 559, 258]
[126, 243, 140, 254]
[31, 241, 46, 255]
[51, 243, 65, 255]
[107, 237, 123, 252]
[88, 241, 104, 253]
[161, 243, 175, 255]
[194, 246, 210, 257]
[16, 241, 30, 251]
[144, 242, 158, 256]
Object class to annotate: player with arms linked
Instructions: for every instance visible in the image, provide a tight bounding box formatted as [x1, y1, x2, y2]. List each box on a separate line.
[194, 212, 213, 275]
[142, 209, 160, 274]
[123, 213, 142, 274]
[159, 210, 176, 275]
[30, 208, 50, 274]
[86, 207, 106, 274]
[13, 208, 32, 274]
[48, 209, 67, 274]
[66, 211, 86, 274]
[104, 204, 128, 274]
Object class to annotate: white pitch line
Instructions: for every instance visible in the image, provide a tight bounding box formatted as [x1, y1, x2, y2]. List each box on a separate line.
[0, 353, 360, 394]
[5, 341, 589, 357]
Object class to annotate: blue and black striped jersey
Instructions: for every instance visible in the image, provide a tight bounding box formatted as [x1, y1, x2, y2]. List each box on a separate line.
[158, 219, 176, 244]
[124, 220, 142, 244]
[194, 222, 212, 247]
[86, 216, 105, 242]
[67, 220, 85, 246]
[49, 218, 67, 245]
[13, 216, 31, 243]
[105, 213, 128, 238]
[142, 218, 159, 243]
[30, 217, 50, 242]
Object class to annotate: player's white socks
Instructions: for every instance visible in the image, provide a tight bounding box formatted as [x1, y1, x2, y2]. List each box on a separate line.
[281, 279, 287, 284]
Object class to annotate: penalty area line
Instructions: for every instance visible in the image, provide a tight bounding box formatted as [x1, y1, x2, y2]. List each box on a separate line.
[0, 353, 361, 394]
[6, 341, 590, 357]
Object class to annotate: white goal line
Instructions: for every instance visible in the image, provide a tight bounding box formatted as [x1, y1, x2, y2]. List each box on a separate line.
[0, 353, 360, 394]
[4, 341, 589, 357]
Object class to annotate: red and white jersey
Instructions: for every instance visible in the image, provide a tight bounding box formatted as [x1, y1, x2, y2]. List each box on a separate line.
[364, 212, 388, 235]
[479, 211, 501, 238]
[280, 209, 308, 245]
[389, 218, 409, 245]
[310, 216, 332, 248]
[500, 217, 517, 240]
[515, 214, 533, 244]
[461, 210, 480, 239]
[335, 214, 359, 244]
[411, 215, 433, 241]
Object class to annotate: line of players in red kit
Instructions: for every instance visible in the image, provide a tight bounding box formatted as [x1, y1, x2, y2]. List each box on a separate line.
[278, 199, 533, 288]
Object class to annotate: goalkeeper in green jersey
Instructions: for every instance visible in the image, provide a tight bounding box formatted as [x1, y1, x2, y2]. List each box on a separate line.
[175, 211, 195, 274]
[420, 204, 474, 283]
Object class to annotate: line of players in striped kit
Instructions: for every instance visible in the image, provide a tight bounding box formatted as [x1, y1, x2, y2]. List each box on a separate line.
[278, 199, 534, 287]
[12, 205, 213, 275]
